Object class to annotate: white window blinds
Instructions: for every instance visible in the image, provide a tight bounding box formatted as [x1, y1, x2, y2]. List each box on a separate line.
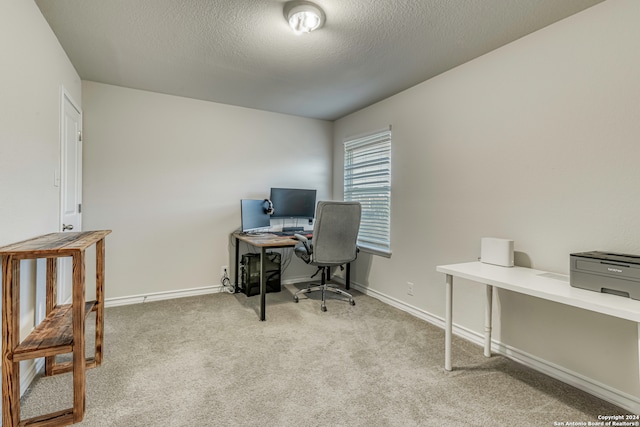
[344, 128, 392, 257]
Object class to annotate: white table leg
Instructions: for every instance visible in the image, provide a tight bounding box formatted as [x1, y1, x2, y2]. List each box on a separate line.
[445, 274, 453, 371]
[484, 284, 493, 358]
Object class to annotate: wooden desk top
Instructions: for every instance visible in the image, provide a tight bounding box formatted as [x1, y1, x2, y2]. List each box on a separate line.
[0, 230, 112, 258]
[233, 232, 299, 248]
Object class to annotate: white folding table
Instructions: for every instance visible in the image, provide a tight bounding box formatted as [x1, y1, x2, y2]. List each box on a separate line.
[437, 261, 640, 374]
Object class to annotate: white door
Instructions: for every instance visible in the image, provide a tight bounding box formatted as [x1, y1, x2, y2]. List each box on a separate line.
[59, 90, 83, 304]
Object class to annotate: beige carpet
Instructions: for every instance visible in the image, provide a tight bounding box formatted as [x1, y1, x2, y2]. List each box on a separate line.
[20, 283, 627, 426]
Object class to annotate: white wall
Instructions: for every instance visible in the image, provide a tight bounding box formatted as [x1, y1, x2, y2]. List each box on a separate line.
[334, 0, 640, 407]
[0, 1, 81, 241]
[81, 81, 333, 300]
[0, 0, 81, 396]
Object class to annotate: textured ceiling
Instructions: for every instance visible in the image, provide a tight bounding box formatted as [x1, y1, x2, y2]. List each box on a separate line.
[35, 0, 604, 121]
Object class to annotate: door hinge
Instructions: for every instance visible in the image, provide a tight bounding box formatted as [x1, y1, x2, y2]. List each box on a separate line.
[78, 203, 82, 213]
[78, 131, 82, 142]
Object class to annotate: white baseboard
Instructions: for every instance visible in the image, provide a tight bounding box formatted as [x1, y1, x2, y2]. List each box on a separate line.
[349, 281, 640, 414]
[19, 359, 41, 397]
[104, 277, 315, 308]
[283, 276, 320, 286]
[105, 285, 221, 307]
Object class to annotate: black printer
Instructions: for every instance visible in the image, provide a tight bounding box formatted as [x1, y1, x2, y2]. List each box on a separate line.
[570, 251, 640, 299]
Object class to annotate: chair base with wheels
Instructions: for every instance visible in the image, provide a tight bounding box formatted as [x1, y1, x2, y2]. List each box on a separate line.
[293, 266, 355, 312]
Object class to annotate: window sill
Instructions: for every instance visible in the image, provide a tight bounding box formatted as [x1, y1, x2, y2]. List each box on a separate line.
[358, 245, 392, 258]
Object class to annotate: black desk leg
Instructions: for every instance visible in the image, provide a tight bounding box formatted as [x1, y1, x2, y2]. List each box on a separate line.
[346, 263, 351, 290]
[260, 247, 266, 321]
[234, 237, 240, 293]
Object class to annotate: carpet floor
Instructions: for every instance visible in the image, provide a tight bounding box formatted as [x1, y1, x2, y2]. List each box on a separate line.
[20, 283, 628, 426]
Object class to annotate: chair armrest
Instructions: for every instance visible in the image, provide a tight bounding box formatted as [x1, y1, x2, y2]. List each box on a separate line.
[294, 234, 311, 254]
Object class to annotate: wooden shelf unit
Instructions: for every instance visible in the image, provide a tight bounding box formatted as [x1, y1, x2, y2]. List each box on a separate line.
[1, 230, 111, 427]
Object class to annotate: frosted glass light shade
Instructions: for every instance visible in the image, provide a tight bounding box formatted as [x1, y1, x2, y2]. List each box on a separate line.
[284, 1, 325, 34]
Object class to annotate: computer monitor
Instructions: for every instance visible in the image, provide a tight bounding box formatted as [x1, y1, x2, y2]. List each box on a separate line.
[240, 199, 271, 233]
[269, 188, 317, 220]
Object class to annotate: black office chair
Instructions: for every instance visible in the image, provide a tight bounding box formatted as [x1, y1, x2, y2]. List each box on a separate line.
[293, 201, 361, 312]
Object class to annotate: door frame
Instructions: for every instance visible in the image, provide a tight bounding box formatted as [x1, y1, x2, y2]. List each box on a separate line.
[60, 87, 83, 233]
[36, 87, 83, 326]
[58, 87, 83, 306]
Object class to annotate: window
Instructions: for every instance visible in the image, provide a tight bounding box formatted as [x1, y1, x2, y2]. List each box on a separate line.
[344, 127, 392, 257]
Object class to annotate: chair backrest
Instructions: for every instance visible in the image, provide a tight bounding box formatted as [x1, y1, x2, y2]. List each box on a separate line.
[311, 201, 361, 266]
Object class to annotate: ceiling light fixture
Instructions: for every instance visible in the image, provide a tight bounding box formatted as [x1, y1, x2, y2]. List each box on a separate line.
[284, 1, 325, 35]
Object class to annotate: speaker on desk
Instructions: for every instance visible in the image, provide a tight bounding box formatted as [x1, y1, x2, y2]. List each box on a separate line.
[240, 252, 282, 297]
[480, 237, 514, 267]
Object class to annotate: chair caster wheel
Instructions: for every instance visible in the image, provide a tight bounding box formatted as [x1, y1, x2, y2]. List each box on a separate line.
[293, 295, 299, 303]
[350, 299, 355, 306]
[321, 305, 327, 312]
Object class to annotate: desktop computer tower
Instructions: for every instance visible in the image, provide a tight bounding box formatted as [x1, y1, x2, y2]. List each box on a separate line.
[240, 252, 281, 297]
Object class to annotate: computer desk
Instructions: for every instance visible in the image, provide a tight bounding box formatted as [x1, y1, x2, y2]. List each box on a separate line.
[232, 231, 351, 321]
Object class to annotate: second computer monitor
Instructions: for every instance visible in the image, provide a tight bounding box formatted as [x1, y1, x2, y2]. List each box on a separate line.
[240, 199, 271, 233]
[269, 188, 317, 220]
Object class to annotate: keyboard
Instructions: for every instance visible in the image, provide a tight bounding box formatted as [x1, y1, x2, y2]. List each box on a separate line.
[272, 230, 312, 237]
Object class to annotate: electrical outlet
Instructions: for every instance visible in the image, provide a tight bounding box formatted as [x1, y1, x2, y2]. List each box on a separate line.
[407, 282, 414, 296]
[221, 265, 228, 277]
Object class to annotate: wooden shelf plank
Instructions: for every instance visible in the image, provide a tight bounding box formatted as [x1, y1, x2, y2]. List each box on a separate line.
[19, 408, 74, 427]
[47, 357, 98, 376]
[13, 301, 97, 362]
